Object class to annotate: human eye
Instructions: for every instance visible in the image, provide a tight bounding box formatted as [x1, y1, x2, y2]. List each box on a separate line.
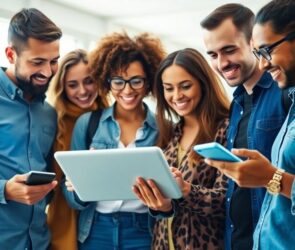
[84, 77, 94, 85]
[207, 52, 217, 59]
[163, 84, 173, 92]
[112, 78, 124, 85]
[50, 59, 58, 66]
[31, 60, 43, 66]
[130, 77, 144, 85]
[66, 81, 78, 89]
[224, 47, 237, 55]
[180, 82, 192, 90]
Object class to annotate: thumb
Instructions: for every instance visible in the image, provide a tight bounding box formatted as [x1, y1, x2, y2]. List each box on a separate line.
[13, 174, 29, 183]
[231, 148, 260, 159]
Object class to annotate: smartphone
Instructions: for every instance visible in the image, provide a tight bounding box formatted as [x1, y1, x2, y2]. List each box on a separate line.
[25, 171, 56, 185]
[193, 142, 242, 162]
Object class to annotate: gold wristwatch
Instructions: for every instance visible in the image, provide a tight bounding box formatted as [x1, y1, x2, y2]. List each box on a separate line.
[266, 168, 285, 195]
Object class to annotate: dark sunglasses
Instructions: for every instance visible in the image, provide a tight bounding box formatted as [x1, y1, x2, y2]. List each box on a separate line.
[253, 31, 295, 61]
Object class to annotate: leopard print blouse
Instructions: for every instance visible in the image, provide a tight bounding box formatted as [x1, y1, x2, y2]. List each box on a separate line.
[152, 119, 228, 250]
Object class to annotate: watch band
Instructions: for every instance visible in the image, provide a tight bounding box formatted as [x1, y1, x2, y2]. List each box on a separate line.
[266, 168, 285, 195]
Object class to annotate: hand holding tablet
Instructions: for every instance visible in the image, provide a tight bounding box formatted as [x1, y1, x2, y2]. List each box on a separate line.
[54, 147, 182, 202]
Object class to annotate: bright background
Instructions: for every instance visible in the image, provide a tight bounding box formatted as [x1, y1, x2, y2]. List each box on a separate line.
[0, 0, 270, 100]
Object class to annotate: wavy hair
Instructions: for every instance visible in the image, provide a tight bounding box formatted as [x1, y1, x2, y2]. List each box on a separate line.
[47, 49, 108, 150]
[155, 48, 230, 152]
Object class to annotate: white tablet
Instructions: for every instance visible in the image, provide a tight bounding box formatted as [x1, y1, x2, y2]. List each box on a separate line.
[54, 147, 182, 202]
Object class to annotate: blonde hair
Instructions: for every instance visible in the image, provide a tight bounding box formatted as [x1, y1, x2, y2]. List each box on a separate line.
[47, 49, 108, 150]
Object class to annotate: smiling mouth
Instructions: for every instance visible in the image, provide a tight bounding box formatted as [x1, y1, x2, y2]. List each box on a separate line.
[32, 76, 48, 84]
[268, 67, 281, 80]
[173, 100, 189, 109]
[121, 95, 137, 102]
[221, 65, 240, 79]
[76, 94, 95, 104]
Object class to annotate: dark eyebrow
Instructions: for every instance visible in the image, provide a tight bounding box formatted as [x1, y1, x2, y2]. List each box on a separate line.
[207, 45, 236, 55]
[163, 80, 191, 86]
[31, 56, 60, 62]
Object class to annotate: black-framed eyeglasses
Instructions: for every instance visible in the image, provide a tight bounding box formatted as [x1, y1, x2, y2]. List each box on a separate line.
[253, 31, 295, 61]
[108, 76, 146, 91]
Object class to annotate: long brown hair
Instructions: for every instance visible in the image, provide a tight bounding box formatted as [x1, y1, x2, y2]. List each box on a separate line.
[47, 49, 108, 150]
[154, 48, 229, 151]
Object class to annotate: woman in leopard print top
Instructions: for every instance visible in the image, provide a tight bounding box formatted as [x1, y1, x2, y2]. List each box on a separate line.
[133, 48, 230, 249]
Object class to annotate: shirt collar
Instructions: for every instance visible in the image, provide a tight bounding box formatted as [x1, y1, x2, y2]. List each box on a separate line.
[100, 101, 157, 130]
[288, 87, 295, 101]
[233, 71, 273, 98]
[0, 67, 46, 102]
[0, 67, 19, 100]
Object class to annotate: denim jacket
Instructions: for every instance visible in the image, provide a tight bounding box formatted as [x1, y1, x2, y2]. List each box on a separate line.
[62, 103, 158, 243]
[225, 72, 287, 250]
[253, 88, 295, 250]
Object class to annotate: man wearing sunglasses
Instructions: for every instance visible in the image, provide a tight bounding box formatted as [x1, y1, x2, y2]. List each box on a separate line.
[201, 3, 288, 250]
[206, 0, 295, 249]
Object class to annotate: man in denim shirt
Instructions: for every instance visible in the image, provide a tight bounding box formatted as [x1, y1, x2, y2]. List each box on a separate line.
[0, 9, 61, 249]
[201, 4, 287, 250]
[206, 0, 295, 249]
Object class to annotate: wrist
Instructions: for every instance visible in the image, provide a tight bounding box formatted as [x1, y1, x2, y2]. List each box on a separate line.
[182, 181, 191, 197]
[266, 168, 285, 195]
[263, 167, 277, 188]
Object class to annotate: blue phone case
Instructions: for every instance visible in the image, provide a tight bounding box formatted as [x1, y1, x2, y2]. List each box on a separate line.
[193, 142, 242, 162]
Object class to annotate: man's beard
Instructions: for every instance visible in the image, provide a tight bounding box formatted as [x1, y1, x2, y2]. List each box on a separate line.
[15, 71, 51, 99]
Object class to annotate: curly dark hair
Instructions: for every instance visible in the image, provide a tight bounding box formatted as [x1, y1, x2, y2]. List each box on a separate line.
[89, 32, 166, 96]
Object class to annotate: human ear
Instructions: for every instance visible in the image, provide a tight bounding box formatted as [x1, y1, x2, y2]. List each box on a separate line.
[5, 46, 16, 64]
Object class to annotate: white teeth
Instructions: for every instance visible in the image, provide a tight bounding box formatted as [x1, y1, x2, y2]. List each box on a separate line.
[223, 68, 238, 78]
[34, 76, 47, 82]
[122, 96, 135, 101]
[174, 101, 188, 108]
[269, 68, 281, 80]
[78, 96, 89, 101]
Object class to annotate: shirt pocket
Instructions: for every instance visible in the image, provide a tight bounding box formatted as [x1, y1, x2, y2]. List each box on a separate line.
[256, 117, 285, 132]
[255, 117, 285, 155]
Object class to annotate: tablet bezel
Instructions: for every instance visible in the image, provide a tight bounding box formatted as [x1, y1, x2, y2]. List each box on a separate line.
[54, 147, 182, 201]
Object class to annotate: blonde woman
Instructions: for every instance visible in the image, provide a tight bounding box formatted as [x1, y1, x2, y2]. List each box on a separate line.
[46, 49, 108, 250]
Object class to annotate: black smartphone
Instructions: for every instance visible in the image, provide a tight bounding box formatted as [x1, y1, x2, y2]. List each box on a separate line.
[25, 171, 56, 185]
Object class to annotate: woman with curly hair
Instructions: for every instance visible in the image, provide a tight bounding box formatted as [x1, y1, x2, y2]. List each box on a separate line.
[63, 32, 165, 249]
[133, 48, 230, 249]
[46, 49, 108, 250]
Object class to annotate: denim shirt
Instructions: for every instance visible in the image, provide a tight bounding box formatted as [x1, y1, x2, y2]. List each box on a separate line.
[62, 103, 158, 243]
[225, 72, 287, 250]
[253, 88, 295, 250]
[0, 69, 57, 249]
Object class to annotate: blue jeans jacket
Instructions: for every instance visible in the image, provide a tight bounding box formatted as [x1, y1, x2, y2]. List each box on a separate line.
[253, 88, 295, 250]
[225, 72, 287, 250]
[63, 103, 158, 243]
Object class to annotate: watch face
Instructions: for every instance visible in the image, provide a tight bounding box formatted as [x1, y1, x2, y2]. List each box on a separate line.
[267, 180, 281, 195]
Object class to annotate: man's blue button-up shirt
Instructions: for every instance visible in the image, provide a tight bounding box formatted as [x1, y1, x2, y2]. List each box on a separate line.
[0, 68, 57, 250]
